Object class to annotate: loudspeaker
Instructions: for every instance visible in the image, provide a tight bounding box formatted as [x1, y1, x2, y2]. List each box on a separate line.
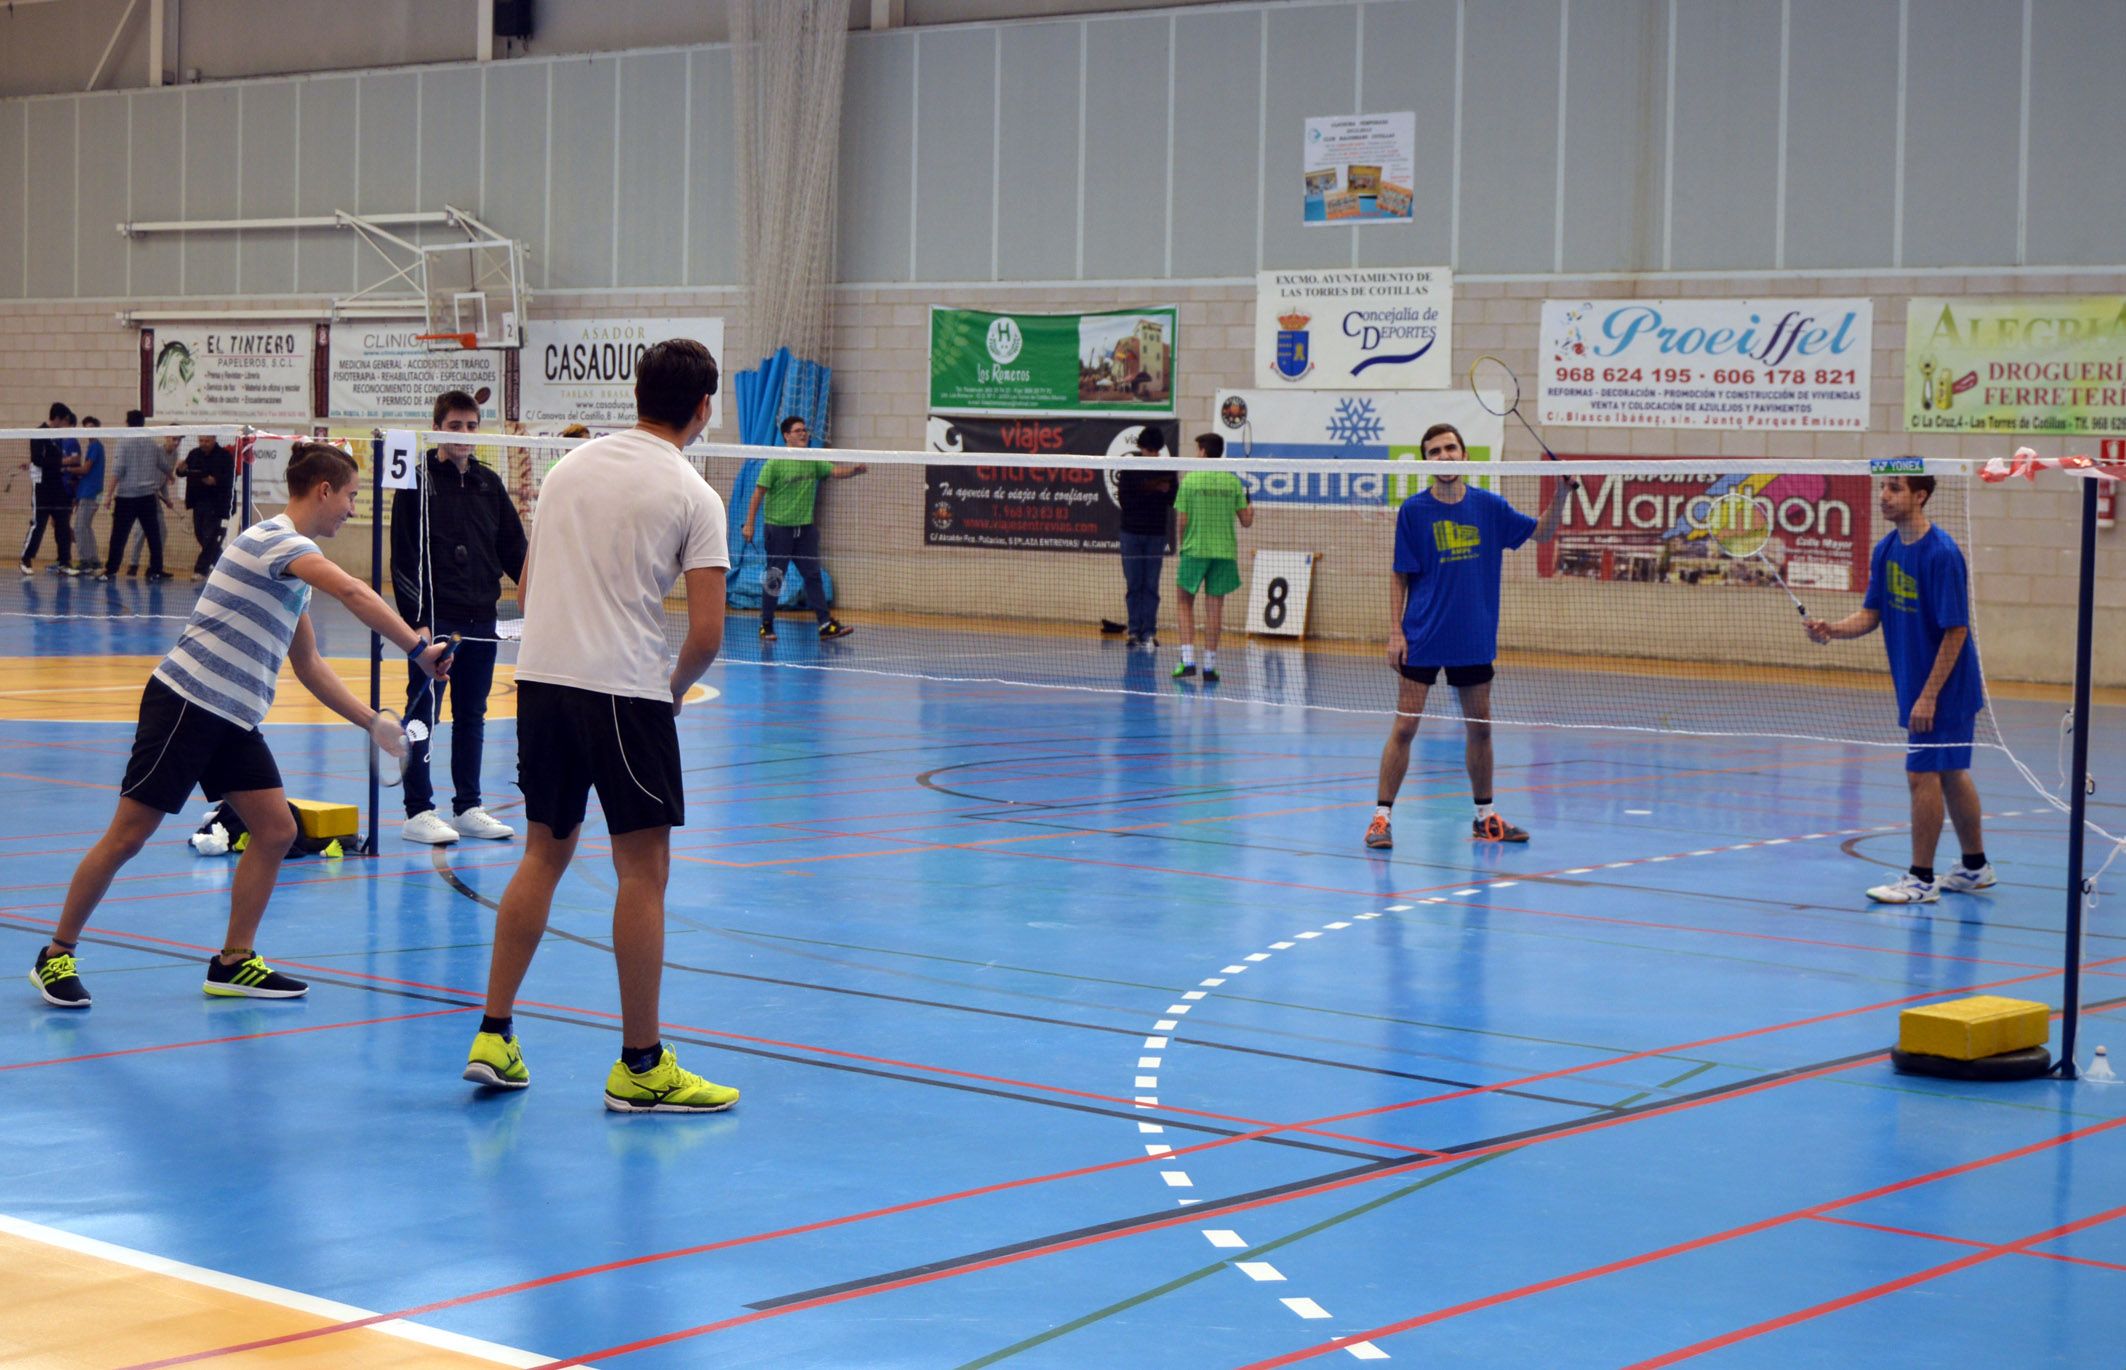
[494, 0, 534, 40]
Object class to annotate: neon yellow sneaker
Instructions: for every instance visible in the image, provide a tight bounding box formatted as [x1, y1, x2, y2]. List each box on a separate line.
[463, 1031, 529, 1089]
[603, 1048, 739, 1114]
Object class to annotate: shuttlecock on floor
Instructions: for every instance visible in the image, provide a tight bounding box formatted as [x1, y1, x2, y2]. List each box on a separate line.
[2086, 1045, 2118, 1084]
[190, 823, 230, 857]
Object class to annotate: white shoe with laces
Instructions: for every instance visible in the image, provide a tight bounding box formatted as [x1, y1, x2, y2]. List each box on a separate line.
[450, 807, 515, 841]
[1867, 872, 1940, 904]
[402, 810, 460, 845]
[1939, 862, 1996, 893]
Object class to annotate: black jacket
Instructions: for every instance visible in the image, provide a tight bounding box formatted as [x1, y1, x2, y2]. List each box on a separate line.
[391, 451, 528, 626]
[181, 444, 235, 514]
[29, 434, 73, 510]
[1115, 467, 1178, 536]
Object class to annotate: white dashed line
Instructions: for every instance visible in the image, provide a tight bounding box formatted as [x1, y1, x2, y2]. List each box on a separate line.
[1221, 964, 1248, 973]
[1325, 921, 1351, 929]
[1160, 1171, 1193, 1188]
[1155, 1019, 1179, 1030]
[1200, 977, 1226, 987]
[1244, 953, 1271, 962]
[1143, 1036, 1168, 1049]
[1270, 941, 1295, 949]
[1137, 1056, 1162, 1068]
[1625, 808, 1653, 815]
[1134, 1076, 1158, 1088]
[1281, 1297, 1331, 1319]
[1144, 1144, 1172, 1156]
[1203, 1229, 1247, 1249]
[1385, 903, 1412, 910]
[1452, 887, 1481, 895]
[1235, 1261, 1285, 1281]
[1166, 1004, 1192, 1015]
[1346, 1341, 1391, 1360]
[1489, 881, 1519, 889]
[1295, 931, 1322, 940]
[1138, 1122, 1163, 1134]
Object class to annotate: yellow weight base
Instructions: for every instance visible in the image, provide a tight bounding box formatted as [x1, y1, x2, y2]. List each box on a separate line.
[288, 798, 358, 841]
[1899, 996, 2050, 1062]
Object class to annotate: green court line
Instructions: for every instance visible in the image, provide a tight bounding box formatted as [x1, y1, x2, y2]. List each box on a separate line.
[954, 1152, 1507, 1369]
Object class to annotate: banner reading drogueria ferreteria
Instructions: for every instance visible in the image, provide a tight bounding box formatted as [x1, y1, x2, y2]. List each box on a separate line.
[1539, 299, 1871, 430]
[1905, 296, 2126, 436]
[520, 317, 727, 429]
[929, 306, 1178, 415]
[1254, 268, 1451, 389]
[145, 325, 313, 421]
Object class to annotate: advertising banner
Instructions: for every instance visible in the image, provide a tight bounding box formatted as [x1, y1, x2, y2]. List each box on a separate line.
[1210, 390, 1505, 507]
[327, 324, 503, 422]
[146, 326, 312, 421]
[929, 306, 1177, 415]
[1904, 296, 2126, 436]
[1538, 299, 1871, 430]
[1535, 463, 1874, 592]
[923, 414, 1162, 554]
[1303, 113, 1415, 226]
[520, 317, 726, 429]
[1254, 268, 1451, 389]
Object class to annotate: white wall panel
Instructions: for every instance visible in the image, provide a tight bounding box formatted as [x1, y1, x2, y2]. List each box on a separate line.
[1459, 0, 1560, 273]
[837, 33, 915, 283]
[1668, 0, 1781, 270]
[996, 23, 1082, 281]
[913, 28, 998, 282]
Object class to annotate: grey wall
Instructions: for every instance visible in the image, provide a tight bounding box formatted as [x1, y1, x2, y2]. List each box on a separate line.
[2, 0, 2120, 301]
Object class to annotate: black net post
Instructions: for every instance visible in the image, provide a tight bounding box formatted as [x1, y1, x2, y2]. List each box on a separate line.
[364, 432, 384, 856]
[2054, 477, 2100, 1079]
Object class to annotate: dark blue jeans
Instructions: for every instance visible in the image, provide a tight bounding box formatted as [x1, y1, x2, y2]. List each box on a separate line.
[1118, 531, 1164, 639]
[761, 522, 830, 632]
[404, 615, 497, 818]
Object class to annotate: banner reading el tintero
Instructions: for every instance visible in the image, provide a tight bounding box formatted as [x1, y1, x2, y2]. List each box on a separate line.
[929, 307, 1178, 415]
[520, 317, 726, 429]
[1254, 268, 1452, 389]
[1904, 296, 2126, 436]
[923, 414, 1158, 554]
[1539, 299, 1871, 430]
[145, 325, 313, 421]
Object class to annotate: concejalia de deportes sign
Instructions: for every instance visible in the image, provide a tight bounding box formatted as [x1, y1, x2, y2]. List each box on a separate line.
[1254, 268, 1452, 390]
[1538, 299, 1872, 431]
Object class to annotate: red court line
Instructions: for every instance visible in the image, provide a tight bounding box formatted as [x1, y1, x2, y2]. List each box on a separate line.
[0, 1005, 472, 1072]
[1625, 1201, 2126, 1367]
[1807, 1212, 2126, 1275]
[1240, 1115, 2126, 1368]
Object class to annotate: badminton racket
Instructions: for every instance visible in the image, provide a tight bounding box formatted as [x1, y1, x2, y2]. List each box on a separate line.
[370, 708, 424, 787]
[1701, 490, 1807, 618]
[1468, 355, 1578, 490]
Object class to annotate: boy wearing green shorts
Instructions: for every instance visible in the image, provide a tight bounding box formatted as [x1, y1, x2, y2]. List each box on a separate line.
[1171, 433, 1253, 682]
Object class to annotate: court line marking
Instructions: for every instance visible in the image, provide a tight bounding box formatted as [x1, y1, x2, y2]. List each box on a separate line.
[1806, 1212, 2126, 1276]
[0, 1213, 556, 1368]
[0, 1005, 473, 1072]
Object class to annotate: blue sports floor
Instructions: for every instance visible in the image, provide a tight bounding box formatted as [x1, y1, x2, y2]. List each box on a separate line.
[3, 577, 2124, 1368]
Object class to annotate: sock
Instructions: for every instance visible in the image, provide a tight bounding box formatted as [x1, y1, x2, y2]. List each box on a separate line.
[480, 1015, 513, 1038]
[1374, 802, 1393, 819]
[1474, 798, 1497, 821]
[1180, 645, 1195, 666]
[1961, 851, 1987, 871]
[1205, 650, 1218, 671]
[1911, 865, 1936, 884]
[622, 1041, 663, 1074]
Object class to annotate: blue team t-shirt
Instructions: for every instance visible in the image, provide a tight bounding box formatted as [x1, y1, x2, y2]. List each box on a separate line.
[1391, 485, 1538, 666]
[1861, 523, 1982, 726]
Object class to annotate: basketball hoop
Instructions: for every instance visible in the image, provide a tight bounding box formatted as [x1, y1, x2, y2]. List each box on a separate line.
[415, 332, 479, 351]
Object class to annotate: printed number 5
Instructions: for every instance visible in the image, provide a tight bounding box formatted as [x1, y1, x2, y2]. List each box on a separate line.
[389, 451, 410, 482]
[1263, 577, 1289, 629]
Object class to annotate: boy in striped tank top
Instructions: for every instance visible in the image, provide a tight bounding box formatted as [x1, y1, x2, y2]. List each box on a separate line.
[30, 443, 453, 1009]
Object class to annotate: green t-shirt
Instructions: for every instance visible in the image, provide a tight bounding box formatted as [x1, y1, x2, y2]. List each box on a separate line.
[1175, 470, 1249, 560]
[757, 458, 836, 527]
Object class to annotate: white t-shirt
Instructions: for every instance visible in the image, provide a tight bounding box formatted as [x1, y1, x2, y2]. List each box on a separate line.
[514, 428, 729, 702]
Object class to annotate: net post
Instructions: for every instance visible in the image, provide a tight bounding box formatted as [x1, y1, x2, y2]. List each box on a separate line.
[365, 432, 384, 857]
[2053, 477, 2100, 1080]
[239, 425, 254, 525]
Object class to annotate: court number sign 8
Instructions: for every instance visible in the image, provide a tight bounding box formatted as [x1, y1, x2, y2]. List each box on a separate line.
[1263, 577, 1290, 628]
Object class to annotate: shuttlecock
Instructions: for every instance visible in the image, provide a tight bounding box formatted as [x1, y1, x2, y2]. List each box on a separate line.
[190, 823, 230, 857]
[2087, 1045, 2118, 1084]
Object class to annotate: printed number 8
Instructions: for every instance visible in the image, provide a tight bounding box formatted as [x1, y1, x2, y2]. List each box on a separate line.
[1263, 577, 1289, 629]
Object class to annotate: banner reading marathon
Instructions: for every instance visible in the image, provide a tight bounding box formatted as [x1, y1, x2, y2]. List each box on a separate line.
[327, 324, 503, 422]
[520, 317, 726, 429]
[1905, 296, 2126, 435]
[923, 414, 1164, 554]
[929, 307, 1177, 415]
[1210, 389, 1505, 508]
[1255, 268, 1451, 389]
[1538, 299, 1872, 430]
[1534, 464, 1874, 593]
[145, 325, 313, 421]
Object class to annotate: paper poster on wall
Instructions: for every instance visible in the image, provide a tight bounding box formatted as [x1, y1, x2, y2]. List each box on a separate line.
[519, 317, 727, 429]
[930, 307, 1178, 415]
[1303, 113, 1415, 226]
[1538, 299, 1872, 430]
[327, 324, 503, 422]
[923, 413, 1164, 554]
[1255, 268, 1451, 389]
[1904, 296, 2126, 436]
[145, 326, 313, 421]
[1211, 390, 1505, 508]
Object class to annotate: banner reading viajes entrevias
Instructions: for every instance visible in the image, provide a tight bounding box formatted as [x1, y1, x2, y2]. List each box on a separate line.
[922, 413, 1162, 554]
[929, 306, 1178, 415]
[1905, 296, 2126, 436]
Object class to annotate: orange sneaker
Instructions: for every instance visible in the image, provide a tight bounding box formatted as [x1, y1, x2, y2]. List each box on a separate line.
[1364, 814, 1393, 849]
[1473, 814, 1529, 843]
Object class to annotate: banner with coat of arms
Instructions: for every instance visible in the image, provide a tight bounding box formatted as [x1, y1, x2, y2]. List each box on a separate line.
[1253, 268, 1453, 390]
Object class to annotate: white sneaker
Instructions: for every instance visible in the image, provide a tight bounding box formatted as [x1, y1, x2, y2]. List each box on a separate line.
[1867, 872, 1940, 904]
[1939, 862, 1997, 893]
[450, 807, 515, 841]
[402, 810, 460, 845]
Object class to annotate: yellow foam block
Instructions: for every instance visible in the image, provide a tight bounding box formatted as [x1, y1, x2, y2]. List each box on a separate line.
[288, 798, 358, 842]
[1899, 996, 2050, 1061]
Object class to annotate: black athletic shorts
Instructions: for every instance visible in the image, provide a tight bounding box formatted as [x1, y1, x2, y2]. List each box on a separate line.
[516, 679, 684, 838]
[120, 676, 283, 814]
[1398, 662, 1496, 688]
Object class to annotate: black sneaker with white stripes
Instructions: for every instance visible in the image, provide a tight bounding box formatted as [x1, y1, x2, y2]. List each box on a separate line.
[202, 953, 309, 999]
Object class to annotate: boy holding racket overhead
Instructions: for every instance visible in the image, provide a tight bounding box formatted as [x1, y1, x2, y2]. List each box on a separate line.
[463, 338, 738, 1113]
[30, 443, 451, 1009]
[1806, 473, 1991, 904]
[1366, 423, 1569, 850]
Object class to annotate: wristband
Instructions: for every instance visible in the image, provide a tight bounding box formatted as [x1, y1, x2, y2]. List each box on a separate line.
[408, 635, 430, 661]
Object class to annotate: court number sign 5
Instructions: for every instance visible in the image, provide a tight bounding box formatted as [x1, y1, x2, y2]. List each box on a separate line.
[1246, 551, 1315, 638]
[382, 430, 420, 490]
